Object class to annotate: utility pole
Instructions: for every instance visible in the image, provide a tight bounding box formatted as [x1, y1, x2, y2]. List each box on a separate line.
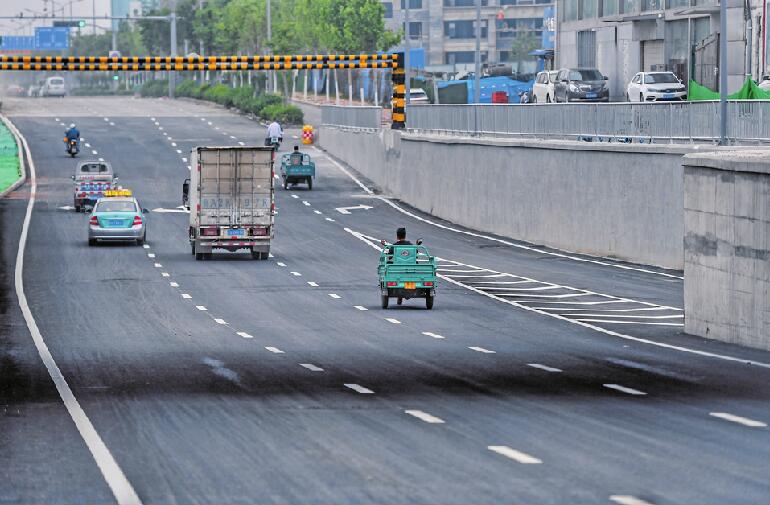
[719, 0, 728, 144]
[405, 0, 411, 106]
[92, 0, 96, 35]
[474, 0, 481, 103]
[169, 11, 177, 99]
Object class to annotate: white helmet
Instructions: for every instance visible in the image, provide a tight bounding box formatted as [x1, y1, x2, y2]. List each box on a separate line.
[69, 123, 76, 129]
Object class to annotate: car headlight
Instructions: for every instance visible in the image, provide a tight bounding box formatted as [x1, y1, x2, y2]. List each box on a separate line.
[569, 83, 579, 92]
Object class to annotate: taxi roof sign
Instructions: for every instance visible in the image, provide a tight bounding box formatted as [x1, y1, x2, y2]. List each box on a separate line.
[103, 189, 132, 197]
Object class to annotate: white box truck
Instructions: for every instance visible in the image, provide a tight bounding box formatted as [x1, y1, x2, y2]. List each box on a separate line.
[186, 146, 274, 260]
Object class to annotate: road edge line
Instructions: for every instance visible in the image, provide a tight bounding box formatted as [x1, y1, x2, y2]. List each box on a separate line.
[8, 117, 143, 505]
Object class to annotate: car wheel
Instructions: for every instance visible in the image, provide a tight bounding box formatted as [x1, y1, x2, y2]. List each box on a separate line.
[88, 238, 96, 247]
[397, 297, 403, 306]
[546, 95, 552, 103]
[195, 252, 204, 261]
[640, 93, 644, 103]
[531, 95, 537, 103]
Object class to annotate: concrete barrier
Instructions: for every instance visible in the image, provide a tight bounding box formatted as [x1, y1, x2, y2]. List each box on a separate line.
[683, 151, 770, 351]
[321, 127, 692, 269]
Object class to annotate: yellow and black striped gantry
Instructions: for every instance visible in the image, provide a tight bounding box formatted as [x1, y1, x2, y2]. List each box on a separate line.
[0, 52, 407, 129]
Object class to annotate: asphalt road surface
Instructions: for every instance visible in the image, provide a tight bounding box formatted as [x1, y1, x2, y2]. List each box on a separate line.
[1, 96, 769, 505]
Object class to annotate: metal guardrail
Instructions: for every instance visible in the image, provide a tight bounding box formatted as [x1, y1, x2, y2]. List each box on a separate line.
[406, 101, 770, 144]
[321, 105, 382, 130]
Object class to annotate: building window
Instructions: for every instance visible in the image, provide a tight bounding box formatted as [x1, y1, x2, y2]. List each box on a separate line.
[445, 51, 487, 64]
[577, 30, 597, 67]
[564, 0, 578, 20]
[383, 2, 393, 18]
[444, 20, 488, 39]
[580, 0, 598, 18]
[400, 0, 423, 9]
[667, 0, 689, 7]
[641, 0, 663, 10]
[601, 0, 618, 16]
[443, 0, 488, 7]
[403, 21, 423, 39]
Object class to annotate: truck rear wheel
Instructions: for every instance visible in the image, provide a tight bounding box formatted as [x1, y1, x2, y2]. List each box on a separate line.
[307, 177, 313, 190]
[195, 252, 204, 261]
[425, 295, 434, 310]
[381, 294, 389, 309]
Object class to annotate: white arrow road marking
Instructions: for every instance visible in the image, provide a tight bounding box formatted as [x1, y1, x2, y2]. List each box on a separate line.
[488, 446, 542, 464]
[709, 412, 767, 428]
[405, 410, 445, 424]
[335, 204, 373, 215]
[344, 384, 374, 394]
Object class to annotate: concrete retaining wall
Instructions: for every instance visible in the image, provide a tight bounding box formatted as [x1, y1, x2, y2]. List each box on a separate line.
[321, 128, 690, 269]
[683, 151, 770, 351]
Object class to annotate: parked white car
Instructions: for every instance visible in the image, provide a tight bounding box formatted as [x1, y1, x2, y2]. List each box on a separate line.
[626, 72, 686, 102]
[758, 75, 770, 92]
[408, 88, 430, 103]
[532, 70, 558, 103]
[40, 76, 67, 97]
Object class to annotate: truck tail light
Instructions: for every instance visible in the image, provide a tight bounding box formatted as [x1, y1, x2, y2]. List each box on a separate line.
[386, 281, 397, 287]
[201, 227, 218, 236]
[251, 226, 267, 236]
[423, 281, 434, 287]
[89, 216, 99, 227]
[132, 215, 142, 226]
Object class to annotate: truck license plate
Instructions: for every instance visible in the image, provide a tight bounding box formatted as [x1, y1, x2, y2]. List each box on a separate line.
[404, 282, 416, 289]
[227, 229, 244, 237]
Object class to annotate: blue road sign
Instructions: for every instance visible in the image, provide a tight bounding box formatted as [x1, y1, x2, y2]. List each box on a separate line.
[35, 27, 70, 50]
[0, 36, 36, 51]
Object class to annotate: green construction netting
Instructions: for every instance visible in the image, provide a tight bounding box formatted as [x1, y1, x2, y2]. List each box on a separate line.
[688, 77, 770, 100]
[0, 123, 20, 193]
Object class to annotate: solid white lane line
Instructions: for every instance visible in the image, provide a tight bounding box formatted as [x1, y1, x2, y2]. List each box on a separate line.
[344, 383, 374, 394]
[169, 282, 179, 287]
[709, 412, 767, 428]
[276, 262, 286, 267]
[181, 294, 192, 299]
[237, 332, 254, 339]
[307, 281, 318, 287]
[196, 305, 207, 311]
[487, 446, 542, 464]
[290, 271, 302, 276]
[422, 331, 445, 339]
[469, 346, 496, 354]
[214, 318, 227, 325]
[603, 384, 646, 396]
[385, 318, 401, 324]
[328, 293, 341, 299]
[161, 272, 170, 277]
[302, 201, 311, 206]
[153, 263, 162, 268]
[354, 305, 368, 311]
[527, 363, 562, 373]
[609, 496, 655, 505]
[300, 363, 324, 372]
[405, 410, 445, 424]
[265, 346, 284, 354]
[6, 116, 143, 505]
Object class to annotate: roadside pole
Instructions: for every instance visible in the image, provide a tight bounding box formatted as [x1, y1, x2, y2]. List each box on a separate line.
[169, 12, 177, 99]
[719, 0, 727, 144]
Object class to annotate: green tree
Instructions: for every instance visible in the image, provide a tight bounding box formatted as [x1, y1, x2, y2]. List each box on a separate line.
[509, 32, 539, 76]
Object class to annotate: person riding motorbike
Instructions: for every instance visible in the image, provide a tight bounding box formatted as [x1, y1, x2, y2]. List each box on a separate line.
[265, 121, 283, 147]
[64, 123, 80, 154]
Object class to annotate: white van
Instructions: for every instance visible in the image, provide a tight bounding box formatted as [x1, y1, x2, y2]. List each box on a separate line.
[40, 76, 66, 97]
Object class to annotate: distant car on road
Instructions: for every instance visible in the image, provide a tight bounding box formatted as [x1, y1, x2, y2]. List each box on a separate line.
[88, 190, 147, 246]
[532, 70, 559, 103]
[554, 68, 609, 103]
[5, 84, 25, 97]
[408, 88, 430, 104]
[758, 75, 770, 92]
[626, 71, 686, 102]
[40, 76, 66, 97]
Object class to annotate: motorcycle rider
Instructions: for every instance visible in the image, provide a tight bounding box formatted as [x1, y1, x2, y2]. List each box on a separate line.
[265, 120, 283, 147]
[64, 123, 80, 152]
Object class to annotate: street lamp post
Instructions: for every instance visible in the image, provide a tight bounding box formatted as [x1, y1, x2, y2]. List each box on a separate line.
[718, 0, 728, 145]
[474, 0, 481, 103]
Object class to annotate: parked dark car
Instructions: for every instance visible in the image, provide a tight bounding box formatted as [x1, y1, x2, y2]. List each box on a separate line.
[554, 68, 609, 103]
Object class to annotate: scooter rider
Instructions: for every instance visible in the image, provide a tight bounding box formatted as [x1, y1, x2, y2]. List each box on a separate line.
[64, 123, 80, 153]
[265, 120, 283, 146]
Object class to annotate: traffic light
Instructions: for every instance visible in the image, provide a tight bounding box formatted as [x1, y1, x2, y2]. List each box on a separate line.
[53, 20, 86, 28]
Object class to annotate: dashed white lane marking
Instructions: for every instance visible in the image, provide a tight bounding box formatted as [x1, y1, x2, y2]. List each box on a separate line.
[307, 281, 318, 287]
[328, 293, 341, 299]
[422, 331, 445, 339]
[181, 294, 192, 299]
[709, 412, 767, 428]
[405, 410, 445, 424]
[85, 143, 91, 147]
[385, 318, 401, 324]
[109, 122, 115, 126]
[265, 346, 284, 354]
[176, 149, 182, 154]
[314, 210, 322, 215]
[238, 141, 245, 146]
[268, 253, 274, 258]
[169, 282, 179, 288]
[92, 150, 98, 155]
[171, 142, 177, 147]
[182, 157, 188, 163]
[292, 135, 299, 139]
[290, 271, 302, 276]
[230, 135, 237, 139]
[528, 363, 562, 373]
[8, 115, 143, 505]
[302, 201, 311, 206]
[158, 127, 163, 130]
[321, 147, 682, 280]
[325, 217, 336, 222]
[354, 306, 368, 311]
[469, 346, 496, 354]
[103, 117, 109, 122]
[147, 253, 155, 258]
[98, 158, 105, 162]
[276, 262, 286, 267]
[300, 363, 324, 372]
[291, 194, 299, 199]
[603, 384, 647, 396]
[488, 446, 542, 464]
[196, 305, 207, 311]
[214, 318, 227, 325]
[153, 263, 162, 268]
[344, 383, 374, 394]
[609, 496, 655, 505]
[161, 272, 170, 278]
[237, 332, 254, 339]
[207, 121, 213, 125]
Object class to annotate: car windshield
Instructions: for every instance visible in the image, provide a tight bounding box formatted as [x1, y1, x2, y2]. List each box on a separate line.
[80, 164, 109, 173]
[569, 69, 603, 81]
[410, 91, 426, 97]
[96, 201, 136, 213]
[644, 73, 678, 84]
[50, 78, 64, 85]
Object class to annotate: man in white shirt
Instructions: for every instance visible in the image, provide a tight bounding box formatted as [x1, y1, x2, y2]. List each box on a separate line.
[265, 121, 283, 146]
